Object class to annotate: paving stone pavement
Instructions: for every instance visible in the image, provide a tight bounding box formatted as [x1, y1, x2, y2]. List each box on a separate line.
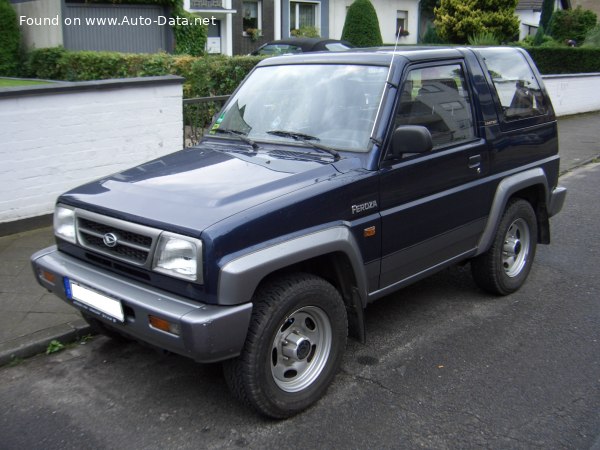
[1, 111, 599, 366]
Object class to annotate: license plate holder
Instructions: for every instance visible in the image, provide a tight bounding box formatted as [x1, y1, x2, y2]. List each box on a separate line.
[64, 278, 125, 323]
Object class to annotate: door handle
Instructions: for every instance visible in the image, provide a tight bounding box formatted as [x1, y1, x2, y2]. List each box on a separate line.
[469, 154, 482, 174]
[468, 154, 481, 169]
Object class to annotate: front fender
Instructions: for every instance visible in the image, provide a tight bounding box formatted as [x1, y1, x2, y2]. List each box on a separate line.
[217, 226, 369, 306]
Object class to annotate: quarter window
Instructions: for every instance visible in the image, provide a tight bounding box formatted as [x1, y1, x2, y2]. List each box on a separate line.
[395, 64, 475, 149]
[478, 49, 548, 121]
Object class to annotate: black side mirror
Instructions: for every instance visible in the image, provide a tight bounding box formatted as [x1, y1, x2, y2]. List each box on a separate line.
[389, 125, 433, 159]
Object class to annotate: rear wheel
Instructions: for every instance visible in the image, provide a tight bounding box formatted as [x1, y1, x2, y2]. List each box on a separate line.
[223, 273, 348, 418]
[471, 199, 538, 295]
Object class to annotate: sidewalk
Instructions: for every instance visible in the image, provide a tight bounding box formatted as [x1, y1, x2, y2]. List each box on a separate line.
[1, 111, 600, 366]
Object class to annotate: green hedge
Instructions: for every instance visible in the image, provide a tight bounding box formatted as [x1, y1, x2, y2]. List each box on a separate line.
[525, 47, 600, 74]
[23, 46, 600, 98]
[0, 0, 21, 76]
[23, 47, 264, 97]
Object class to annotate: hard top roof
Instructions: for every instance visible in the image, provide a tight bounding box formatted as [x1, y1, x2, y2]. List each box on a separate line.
[256, 46, 526, 68]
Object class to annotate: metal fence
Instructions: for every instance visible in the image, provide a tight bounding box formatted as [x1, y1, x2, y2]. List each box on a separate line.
[183, 95, 230, 148]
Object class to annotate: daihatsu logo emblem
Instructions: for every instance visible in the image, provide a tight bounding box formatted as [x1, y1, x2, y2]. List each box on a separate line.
[103, 233, 118, 248]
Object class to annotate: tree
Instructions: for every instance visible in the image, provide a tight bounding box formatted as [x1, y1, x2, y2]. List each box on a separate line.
[434, 0, 520, 44]
[341, 0, 383, 47]
[0, 0, 21, 76]
[549, 6, 598, 45]
[539, 0, 555, 32]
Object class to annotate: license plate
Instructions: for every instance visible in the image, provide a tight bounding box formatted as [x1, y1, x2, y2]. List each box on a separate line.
[65, 278, 125, 323]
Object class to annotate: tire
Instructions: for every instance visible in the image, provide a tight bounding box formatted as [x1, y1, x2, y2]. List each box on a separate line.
[81, 313, 131, 342]
[471, 199, 538, 295]
[471, 198, 538, 295]
[223, 273, 348, 419]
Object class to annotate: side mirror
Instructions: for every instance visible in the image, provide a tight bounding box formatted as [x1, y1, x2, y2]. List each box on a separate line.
[389, 125, 433, 159]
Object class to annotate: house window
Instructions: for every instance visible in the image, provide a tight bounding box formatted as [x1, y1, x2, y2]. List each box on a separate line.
[243, 0, 261, 34]
[290, 2, 319, 32]
[396, 10, 408, 36]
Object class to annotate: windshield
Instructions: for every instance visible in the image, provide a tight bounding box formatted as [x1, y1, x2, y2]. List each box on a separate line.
[210, 64, 388, 153]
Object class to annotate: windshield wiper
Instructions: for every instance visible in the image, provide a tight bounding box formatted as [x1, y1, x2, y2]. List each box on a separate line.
[213, 128, 259, 151]
[267, 130, 341, 161]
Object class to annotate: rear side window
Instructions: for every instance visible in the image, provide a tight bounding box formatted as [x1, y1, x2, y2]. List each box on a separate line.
[478, 49, 548, 121]
[395, 63, 475, 149]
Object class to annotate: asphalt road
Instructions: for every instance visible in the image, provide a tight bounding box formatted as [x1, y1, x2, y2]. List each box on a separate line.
[1, 163, 599, 450]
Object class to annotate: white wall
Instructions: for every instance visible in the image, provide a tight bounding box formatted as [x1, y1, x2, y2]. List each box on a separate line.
[329, 0, 419, 44]
[543, 74, 600, 117]
[0, 77, 183, 224]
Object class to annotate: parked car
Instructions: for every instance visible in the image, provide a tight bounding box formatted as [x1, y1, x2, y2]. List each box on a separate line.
[32, 46, 566, 419]
[250, 37, 353, 55]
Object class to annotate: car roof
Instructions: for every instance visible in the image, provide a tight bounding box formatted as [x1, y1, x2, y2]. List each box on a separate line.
[256, 46, 526, 67]
[257, 46, 464, 67]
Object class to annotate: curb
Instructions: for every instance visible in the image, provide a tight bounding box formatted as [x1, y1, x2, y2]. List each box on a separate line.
[0, 319, 92, 367]
[560, 153, 600, 176]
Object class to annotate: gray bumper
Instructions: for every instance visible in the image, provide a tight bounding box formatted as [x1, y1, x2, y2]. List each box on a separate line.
[31, 246, 252, 363]
[549, 186, 567, 217]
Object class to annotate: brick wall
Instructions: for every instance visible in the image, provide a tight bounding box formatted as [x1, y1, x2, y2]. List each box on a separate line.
[0, 76, 183, 225]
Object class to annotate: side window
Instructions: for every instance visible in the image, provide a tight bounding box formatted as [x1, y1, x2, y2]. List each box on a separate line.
[395, 64, 475, 149]
[479, 49, 548, 121]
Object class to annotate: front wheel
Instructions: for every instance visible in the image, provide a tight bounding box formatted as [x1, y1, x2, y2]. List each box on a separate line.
[471, 199, 538, 295]
[223, 273, 348, 418]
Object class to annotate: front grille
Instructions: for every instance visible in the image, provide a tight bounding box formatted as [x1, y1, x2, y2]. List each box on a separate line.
[75, 211, 161, 267]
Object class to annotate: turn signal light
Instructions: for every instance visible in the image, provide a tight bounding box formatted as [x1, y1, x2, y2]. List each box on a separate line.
[363, 226, 376, 238]
[39, 269, 56, 284]
[148, 315, 181, 336]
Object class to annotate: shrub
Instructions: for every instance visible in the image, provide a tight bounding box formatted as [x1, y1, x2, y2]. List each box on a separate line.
[468, 31, 500, 45]
[421, 24, 445, 44]
[187, 55, 263, 96]
[0, 0, 21, 76]
[583, 25, 600, 48]
[525, 47, 600, 74]
[549, 6, 597, 45]
[172, 8, 207, 56]
[532, 25, 547, 46]
[291, 26, 320, 38]
[435, 0, 520, 44]
[341, 0, 383, 47]
[23, 47, 264, 97]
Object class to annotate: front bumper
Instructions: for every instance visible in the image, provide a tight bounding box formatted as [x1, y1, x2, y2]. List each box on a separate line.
[31, 246, 252, 363]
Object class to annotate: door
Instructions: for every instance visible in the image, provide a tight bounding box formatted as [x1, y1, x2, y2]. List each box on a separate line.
[379, 61, 491, 289]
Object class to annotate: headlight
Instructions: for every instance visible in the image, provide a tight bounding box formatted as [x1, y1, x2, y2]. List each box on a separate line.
[153, 233, 203, 282]
[54, 205, 76, 244]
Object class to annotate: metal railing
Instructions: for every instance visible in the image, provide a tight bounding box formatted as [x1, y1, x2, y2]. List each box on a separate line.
[183, 95, 230, 148]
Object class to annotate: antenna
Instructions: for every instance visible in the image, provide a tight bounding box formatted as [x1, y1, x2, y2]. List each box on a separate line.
[384, 23, 403, 87]
[371, 24, 403, 143]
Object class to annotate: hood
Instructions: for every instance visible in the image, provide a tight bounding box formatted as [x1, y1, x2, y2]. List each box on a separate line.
[59, 143, 340, 237]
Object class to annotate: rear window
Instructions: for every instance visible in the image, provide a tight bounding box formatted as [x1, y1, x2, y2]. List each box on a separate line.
[477, 49, 548, 121]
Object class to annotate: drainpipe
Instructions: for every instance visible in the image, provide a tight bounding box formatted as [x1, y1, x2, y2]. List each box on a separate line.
[274, 0, 281, 40]
[417, 0, 422, 44]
